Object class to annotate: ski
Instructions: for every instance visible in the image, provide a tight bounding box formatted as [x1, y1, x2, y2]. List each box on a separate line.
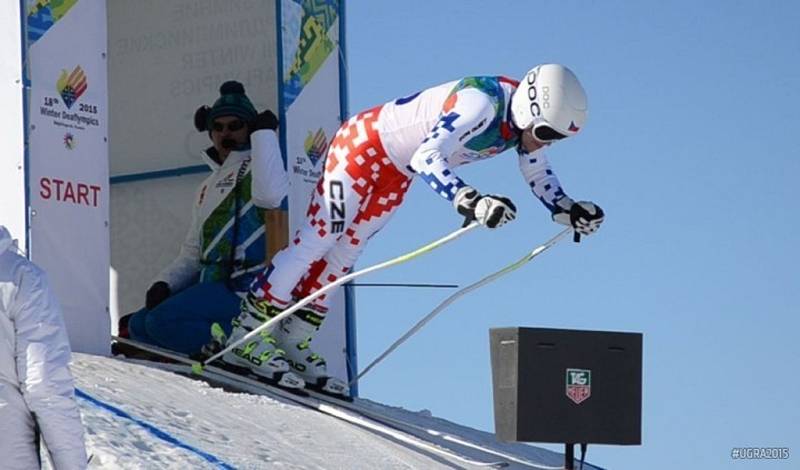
[112, 337, 508, 468]
[113, 336, 309, 395]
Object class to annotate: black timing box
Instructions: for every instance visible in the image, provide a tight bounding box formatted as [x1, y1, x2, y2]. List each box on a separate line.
[489, 327, 642, 444]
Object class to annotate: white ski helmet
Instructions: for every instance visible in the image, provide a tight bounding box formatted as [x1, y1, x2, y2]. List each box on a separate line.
[510, 64, 587, 142]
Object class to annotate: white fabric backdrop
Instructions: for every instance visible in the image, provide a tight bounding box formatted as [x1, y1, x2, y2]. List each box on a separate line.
[0, 2, 26, 252]
[107, 0, 279, 177]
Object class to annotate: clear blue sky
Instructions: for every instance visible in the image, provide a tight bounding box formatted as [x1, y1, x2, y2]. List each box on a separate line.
[345, 1, 800, 468]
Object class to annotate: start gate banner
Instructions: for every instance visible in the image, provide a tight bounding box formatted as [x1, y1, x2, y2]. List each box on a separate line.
[280, 0, 352, 384]
[26, 0, 110, 354]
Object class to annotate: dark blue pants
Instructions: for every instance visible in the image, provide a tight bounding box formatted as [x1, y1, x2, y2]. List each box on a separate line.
[128, 281, 241, 355]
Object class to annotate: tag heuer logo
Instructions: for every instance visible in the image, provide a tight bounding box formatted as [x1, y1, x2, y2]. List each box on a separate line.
[566, 368, 591, 404]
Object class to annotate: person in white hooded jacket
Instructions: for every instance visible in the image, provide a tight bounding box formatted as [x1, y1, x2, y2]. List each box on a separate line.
[0, 225, 88, 469]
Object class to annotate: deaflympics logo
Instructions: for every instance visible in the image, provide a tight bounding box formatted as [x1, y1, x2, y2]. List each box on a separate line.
[304, 128, 328, 167]
[40, 65, 100, 130]
[57, 65, 87, 109]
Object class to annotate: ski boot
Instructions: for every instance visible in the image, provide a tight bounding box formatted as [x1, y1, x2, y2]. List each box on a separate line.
[215, 293, 305, 390]
[277, 308, 350, 398]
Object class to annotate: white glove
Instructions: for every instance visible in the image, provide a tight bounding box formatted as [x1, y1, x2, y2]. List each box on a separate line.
[454, 186, 516, 228]
[553, 199, 605, 236]
[474, 195, 517, 228]
[453, 186, 480, 220]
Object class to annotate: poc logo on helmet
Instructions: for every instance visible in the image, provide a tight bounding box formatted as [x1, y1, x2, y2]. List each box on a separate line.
[526, 71, 541, 117]
[526, 70, 551, 117]
[541, 86, 551, 108]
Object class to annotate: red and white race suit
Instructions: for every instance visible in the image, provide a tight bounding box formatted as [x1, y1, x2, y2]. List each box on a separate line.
[253, 76, 569, 314]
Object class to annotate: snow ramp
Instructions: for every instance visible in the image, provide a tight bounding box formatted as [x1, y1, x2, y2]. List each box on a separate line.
[56, 353, 604, 469]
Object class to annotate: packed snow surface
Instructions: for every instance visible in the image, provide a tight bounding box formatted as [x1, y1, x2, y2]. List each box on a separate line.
[48, 353, 601, 469]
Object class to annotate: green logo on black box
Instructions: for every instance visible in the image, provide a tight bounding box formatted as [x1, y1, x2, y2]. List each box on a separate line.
[566, 368, 591, 404]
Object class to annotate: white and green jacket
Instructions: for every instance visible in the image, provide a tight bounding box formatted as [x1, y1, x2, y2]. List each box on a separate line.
[155, 130, 288, 294]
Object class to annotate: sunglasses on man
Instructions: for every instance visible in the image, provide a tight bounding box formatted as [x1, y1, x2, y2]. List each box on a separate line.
[211, 119, 246, 133]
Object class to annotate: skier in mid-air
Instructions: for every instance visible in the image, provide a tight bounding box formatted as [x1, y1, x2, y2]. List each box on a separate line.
[216, 64, 605, 395]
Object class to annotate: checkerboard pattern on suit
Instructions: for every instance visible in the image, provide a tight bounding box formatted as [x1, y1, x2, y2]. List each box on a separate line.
[252, 106, 411, 314]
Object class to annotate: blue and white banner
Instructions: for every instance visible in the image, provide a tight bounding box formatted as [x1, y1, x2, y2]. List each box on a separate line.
[280, 0, 352, 385]
[27, 0, 110, 355]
